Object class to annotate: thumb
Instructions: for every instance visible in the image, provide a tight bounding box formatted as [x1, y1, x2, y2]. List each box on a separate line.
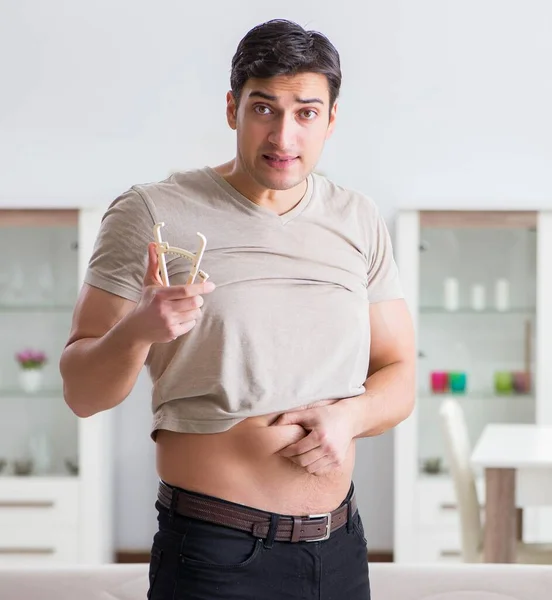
[276, 409, 314, 428]
[143, 242, 164, 287]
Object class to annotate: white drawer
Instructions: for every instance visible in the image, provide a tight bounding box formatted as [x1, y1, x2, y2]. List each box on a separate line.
[417, 530, 463, 563]
[0, 477, 79, 527]
[0, 504, 78, 529]
[0, 522, 77, 546]
[417, 478, 460, 529]
[0, 526, 78, 564]
[416, 476, 484, 529]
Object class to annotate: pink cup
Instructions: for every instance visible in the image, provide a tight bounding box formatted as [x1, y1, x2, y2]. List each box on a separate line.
[431, 371, 448, 394]
[512, 371, 531, 394]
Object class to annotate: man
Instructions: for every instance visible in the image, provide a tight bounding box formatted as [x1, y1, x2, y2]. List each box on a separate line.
[60, 18, 415, 600]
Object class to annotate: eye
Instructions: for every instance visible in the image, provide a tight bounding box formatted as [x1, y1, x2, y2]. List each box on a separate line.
[300, 109, 318, 120]
[254, 105, 272, 115]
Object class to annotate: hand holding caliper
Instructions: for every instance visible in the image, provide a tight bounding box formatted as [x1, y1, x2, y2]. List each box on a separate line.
[152, 222, 209, 286]
[127, 224, 214, 344]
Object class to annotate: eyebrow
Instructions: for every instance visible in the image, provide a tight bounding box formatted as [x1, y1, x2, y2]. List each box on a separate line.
[248, 90, 325, 105]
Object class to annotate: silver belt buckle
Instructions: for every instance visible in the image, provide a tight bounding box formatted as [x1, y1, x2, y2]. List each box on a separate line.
[305, 512, 332, 542]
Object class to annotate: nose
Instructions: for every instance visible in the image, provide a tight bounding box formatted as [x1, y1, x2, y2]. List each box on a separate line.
[267, 114, 297, 150]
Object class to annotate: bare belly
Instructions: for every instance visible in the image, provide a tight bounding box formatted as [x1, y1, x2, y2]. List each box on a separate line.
[156, 402, 356, 515]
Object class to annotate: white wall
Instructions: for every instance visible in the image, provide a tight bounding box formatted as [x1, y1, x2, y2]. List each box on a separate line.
[2, 0, 552, 551]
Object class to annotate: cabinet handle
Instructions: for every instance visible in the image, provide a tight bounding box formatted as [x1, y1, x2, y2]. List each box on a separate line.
[439, 503, 457, 511]
[440, 550, 461, 558]
[0, 548, 55, 555]
[0, 501, 54, 508]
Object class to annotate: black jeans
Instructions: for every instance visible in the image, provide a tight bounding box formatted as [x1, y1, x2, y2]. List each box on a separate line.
[147, 484, 371, 600]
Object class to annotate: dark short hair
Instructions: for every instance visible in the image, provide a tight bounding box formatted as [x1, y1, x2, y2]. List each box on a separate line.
[231, 19, 342, 108]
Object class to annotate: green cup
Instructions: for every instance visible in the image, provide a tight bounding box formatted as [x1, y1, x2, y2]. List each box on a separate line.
[494, 371, 513, 395]
[449, 372, 467, 394]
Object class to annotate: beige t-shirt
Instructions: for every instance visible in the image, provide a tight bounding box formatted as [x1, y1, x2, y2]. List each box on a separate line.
[84, 167, 403, 436]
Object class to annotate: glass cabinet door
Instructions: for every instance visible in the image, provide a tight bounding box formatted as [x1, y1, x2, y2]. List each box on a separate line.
[416, 211, 537, 477]
[0, 209, 79, 478]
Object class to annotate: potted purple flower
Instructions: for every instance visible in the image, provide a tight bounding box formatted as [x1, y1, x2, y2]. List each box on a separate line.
[15, 348, 47, 393]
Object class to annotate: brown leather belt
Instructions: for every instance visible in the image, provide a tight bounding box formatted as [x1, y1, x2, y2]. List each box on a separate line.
[158, 481, 357, 543]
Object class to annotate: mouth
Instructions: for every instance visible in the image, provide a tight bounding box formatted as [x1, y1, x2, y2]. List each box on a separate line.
[262, 154, 299, 169]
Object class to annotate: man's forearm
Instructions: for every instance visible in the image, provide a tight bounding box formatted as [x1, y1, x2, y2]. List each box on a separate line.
[60, 314, 152, 418]
[340, 360, 415, 439]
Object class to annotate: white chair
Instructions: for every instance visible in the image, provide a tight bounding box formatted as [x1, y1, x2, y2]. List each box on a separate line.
[439, 397, 552, 564]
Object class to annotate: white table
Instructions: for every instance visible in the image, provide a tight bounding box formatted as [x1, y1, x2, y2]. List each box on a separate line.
[471, 423, 552, 562]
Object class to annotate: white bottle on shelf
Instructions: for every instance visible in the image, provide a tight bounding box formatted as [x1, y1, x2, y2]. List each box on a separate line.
[443, 277, 459, 311]
[495, 278, 510, 312]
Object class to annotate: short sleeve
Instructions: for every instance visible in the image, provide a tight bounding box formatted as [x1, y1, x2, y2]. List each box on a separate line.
[367, 211, 404, 303]
[84, 188, 156, 302]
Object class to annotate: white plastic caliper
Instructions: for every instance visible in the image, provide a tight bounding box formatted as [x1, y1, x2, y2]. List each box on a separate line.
[152, 222, 209, 286]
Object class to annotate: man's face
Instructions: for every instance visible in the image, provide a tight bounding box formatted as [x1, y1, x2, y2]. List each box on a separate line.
[226, 73, 337, 191]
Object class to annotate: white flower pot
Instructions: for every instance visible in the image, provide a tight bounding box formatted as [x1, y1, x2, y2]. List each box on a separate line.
[19, 369, 43, 393]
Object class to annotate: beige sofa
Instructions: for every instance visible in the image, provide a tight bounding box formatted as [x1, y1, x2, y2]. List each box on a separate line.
[1, 562, 552, 599]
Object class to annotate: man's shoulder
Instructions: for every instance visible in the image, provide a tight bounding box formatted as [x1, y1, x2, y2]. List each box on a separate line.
[102, 167, 218, 230]
[311, 171, 380, 217]
[131, 166, 213, 201]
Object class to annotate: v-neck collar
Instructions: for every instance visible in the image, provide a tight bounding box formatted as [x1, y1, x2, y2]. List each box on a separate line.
[205, 166, 314, 225]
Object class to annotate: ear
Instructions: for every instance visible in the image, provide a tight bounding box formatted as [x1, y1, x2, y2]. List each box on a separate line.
[226, 91, 238, 130]
[325, 102, 338, 140]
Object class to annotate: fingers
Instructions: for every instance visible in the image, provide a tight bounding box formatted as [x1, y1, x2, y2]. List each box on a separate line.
[285, 446, 337, 475]
[167, 294, 205, 313]
[276, 409, 315, 429]
[274, 413, 296, 426]
[151, 291, 206, 329]
[172, 319, 198, 339]
[304, 457, 337, 476]
[279, 432, 319, 458]
[287, 446, 326, 467]
[278, 427, 344, 475]
[163, 306, 202, 339]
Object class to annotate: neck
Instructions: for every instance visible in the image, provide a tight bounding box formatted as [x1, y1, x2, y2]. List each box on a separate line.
[213, 159, 307, 216]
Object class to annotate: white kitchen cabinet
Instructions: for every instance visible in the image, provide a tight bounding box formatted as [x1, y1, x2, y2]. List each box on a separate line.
[394, 209, 552, 562]
[0, 208, 113, 564]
